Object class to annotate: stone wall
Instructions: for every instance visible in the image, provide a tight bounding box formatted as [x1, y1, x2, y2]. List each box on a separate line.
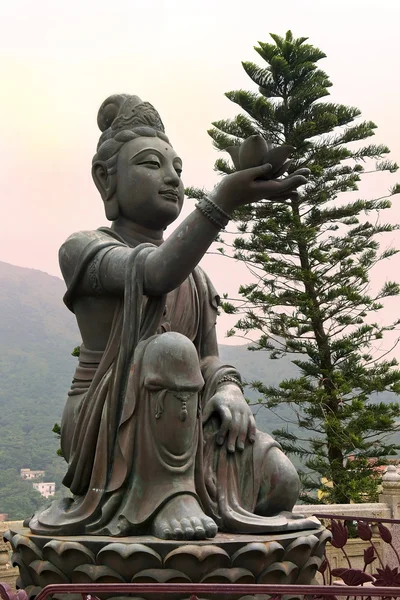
[0, 520, 21, 589]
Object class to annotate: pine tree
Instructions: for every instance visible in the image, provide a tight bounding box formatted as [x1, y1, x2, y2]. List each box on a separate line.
[189, 31, 400, 503]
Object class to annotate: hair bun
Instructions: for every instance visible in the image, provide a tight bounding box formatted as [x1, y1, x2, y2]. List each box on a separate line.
[95, 94, 166, 152]
[97, 94, 137, 132]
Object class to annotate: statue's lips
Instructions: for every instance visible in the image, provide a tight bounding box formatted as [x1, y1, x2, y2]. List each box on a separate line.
[159, 190, 179, 202]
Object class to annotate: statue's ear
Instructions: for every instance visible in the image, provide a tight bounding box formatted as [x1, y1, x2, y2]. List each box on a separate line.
[92, 161, 119, 221]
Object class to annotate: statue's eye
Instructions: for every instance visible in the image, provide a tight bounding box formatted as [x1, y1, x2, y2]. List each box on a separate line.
[175, 168, 182, 178]
[138, 160, 161, 168]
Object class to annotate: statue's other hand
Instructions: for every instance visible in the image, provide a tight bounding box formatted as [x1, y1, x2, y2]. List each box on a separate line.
[211, 164, 310, 212]
[202, 386, 256, 453]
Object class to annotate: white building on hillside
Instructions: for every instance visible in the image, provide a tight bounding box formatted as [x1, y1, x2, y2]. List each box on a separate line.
[33, 482, 55, 498]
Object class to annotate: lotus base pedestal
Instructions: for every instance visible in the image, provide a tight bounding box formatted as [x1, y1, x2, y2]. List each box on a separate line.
[5, 525, 331, 600]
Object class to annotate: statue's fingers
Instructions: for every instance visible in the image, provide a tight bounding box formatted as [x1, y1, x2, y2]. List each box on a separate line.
[236, 414, 247, 451]
[278, 174, 309, 190]
[253, 174, 307, 199]
[248, 414, 257, 443]
[216, 406, 232, 445]
[247, 162, 273, 179]
[227, 413, 240, 453]
[291, 168, 310, 177]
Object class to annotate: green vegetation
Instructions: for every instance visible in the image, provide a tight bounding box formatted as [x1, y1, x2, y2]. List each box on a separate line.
[0, 469, 46, 520]
[190, 31, 400, 503]
[0, 261, 78, 518]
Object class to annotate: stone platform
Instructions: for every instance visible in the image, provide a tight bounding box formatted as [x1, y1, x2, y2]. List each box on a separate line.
[5, 525, 331, 599]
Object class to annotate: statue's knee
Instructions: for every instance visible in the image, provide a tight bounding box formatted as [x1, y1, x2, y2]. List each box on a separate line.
[270, 447, 300, 502]
[256, 446, 299, 514]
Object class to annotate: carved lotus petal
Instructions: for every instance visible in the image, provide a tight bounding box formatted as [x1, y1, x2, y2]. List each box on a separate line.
[10, 552, 35, 587]
[238, 135, 273, 170]
[3, 530, 13, 545]
[164, 544, 230, 581]
[262, 146, 295, 176]
[225, 146, 240, 170]
[201, 567, 254, 584]
[227, 135, 295, 179]
[231, 541, 285, 577]
[11, 535, 42, 565]
[28, 560, 69, 587]
[295, 556, 322, 584]
[131, 568, 191, 583]
[233, 135, 295, 179]
[313, 528, 332, 559]
[132, 569, 191, 600]
[273, 159, 293, 178]
[43, 540, 95, 577]
[97, 542, 161, 582]
[258, 560, 299, 584]
[72, 564, 124, 583]
[283, 535, 319, 568]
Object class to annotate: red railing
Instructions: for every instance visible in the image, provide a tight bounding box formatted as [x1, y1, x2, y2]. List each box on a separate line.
[4, 581, 400, 600]
[313, 512, 400, 587]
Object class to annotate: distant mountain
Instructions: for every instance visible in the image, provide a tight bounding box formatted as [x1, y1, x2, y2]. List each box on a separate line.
[0, 262, 78, 483]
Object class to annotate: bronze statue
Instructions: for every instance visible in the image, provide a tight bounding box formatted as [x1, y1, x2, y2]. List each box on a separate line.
[29, 94, 318, 539]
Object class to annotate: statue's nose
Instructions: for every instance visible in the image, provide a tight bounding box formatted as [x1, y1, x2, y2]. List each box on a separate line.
[164, 167, 180, 187]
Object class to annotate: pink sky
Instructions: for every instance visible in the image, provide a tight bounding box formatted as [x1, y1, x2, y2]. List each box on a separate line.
[1, 0, 400, 347]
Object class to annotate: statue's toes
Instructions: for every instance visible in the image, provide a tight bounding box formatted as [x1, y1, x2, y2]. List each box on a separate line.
[170, 518, 184, 540]
[180, 517, 195, 539]
[190, 516, 206, 539]
[162, 525, 173, 539]
[152, 517, 172, 539]
[202, 516, 218, 538]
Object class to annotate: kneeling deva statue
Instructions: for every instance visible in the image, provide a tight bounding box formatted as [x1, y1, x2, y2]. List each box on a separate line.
[30, 94, 319, 539]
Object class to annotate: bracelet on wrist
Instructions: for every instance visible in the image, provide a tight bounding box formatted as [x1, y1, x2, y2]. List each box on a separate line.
[195, 197, 230, 230]
[217, 374, 244, 393]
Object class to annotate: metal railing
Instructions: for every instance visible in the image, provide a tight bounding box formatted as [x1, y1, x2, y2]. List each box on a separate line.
[4, 581, 400, 600]
[313, 512, 400, 587]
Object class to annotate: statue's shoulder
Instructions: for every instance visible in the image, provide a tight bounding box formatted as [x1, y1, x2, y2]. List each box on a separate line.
[59, 229, 121, 286]
[60, 228, 113, 254]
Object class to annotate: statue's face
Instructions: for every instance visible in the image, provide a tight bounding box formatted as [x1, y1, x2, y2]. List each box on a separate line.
[115, 136, 184, 229]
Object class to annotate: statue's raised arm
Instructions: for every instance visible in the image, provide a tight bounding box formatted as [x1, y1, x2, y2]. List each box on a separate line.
[61, 94, 308, 300]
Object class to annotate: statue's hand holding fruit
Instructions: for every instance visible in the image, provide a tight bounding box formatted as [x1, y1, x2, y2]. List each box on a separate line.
[212, 134, 309, 212]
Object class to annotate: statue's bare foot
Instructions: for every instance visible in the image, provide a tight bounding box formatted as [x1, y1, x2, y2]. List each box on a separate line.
[152, 494, 218, 540]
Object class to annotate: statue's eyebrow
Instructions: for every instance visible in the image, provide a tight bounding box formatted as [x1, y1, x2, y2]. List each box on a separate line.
[129, 148, 163, 161]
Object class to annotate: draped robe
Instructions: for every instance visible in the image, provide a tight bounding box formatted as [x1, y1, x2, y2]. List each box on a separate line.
[29, 228, 292, 536]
